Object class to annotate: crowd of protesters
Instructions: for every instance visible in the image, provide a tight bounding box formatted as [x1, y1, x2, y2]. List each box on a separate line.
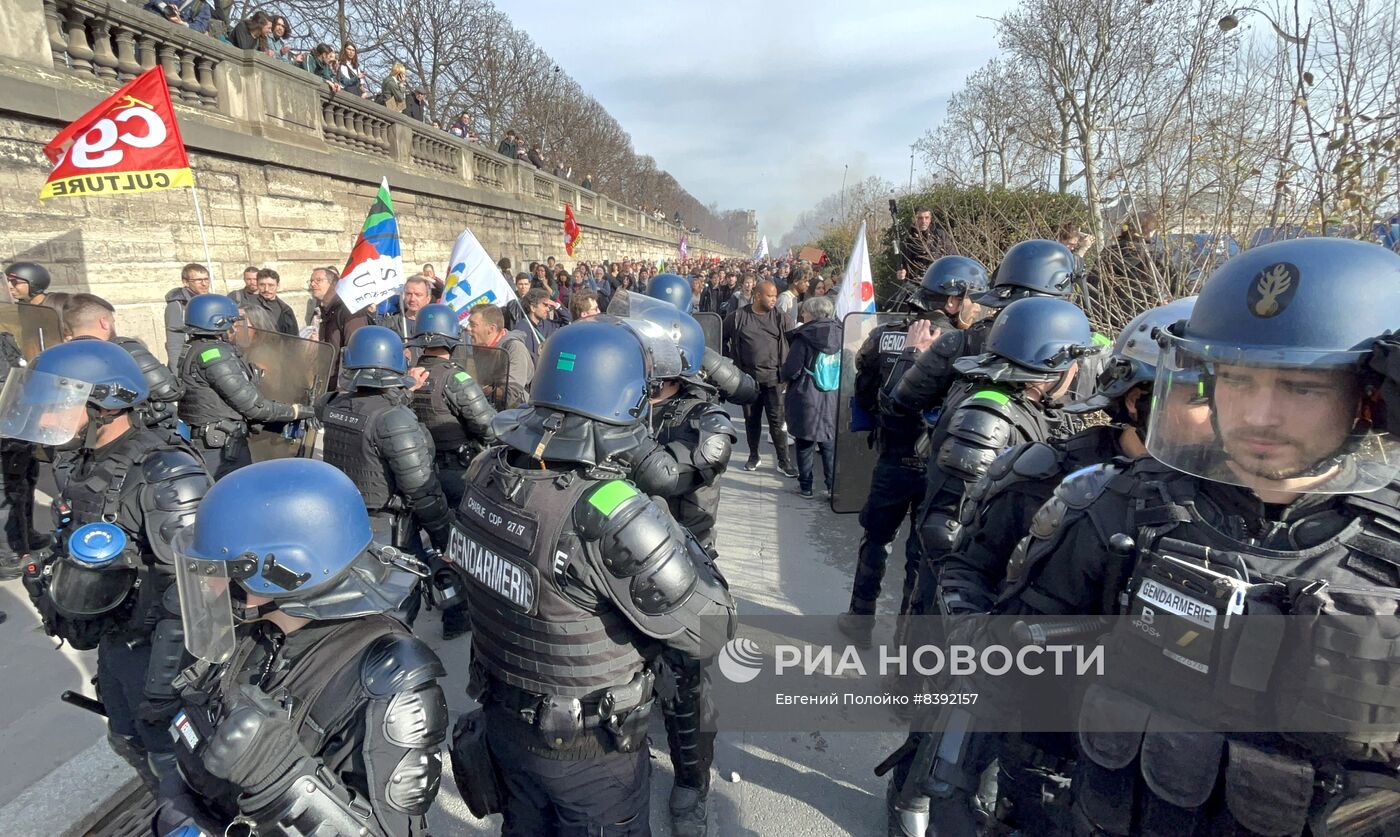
[156, 250, 849, 497]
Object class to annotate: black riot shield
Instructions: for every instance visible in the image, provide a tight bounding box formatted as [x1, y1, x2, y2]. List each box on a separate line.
[459, 345, 515, 410]
[831, 312, 905, 514]
[0, 302, 63, 361]
[694, 312, 722, 352]
[231, 326, 334, 461]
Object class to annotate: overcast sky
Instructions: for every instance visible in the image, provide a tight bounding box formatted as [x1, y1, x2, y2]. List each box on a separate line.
[506, 1, 1018, 243]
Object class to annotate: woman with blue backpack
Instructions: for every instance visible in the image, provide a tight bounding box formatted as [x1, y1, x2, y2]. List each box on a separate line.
[781, 295, 843, 497]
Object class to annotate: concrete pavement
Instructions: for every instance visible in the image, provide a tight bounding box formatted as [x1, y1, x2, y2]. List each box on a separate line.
[2, 447, 916, 835]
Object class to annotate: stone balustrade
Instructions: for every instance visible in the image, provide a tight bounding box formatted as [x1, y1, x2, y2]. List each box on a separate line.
[4, 0, 737, 256]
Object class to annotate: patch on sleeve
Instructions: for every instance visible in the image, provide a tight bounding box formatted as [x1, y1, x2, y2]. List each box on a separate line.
[588, 480, 639, 516]
[199, 347, 221, 363]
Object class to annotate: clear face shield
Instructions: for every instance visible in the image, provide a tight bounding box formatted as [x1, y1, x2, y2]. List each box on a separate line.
[1145, 335, 1400, 495]
[620, 317, 684, 383]
[0, 368, 94, 445]
[173, 528, 259, 664]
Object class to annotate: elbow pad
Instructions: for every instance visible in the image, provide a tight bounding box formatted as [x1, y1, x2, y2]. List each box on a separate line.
[238, 758, 380, 837]
[702, 348, 759, 405]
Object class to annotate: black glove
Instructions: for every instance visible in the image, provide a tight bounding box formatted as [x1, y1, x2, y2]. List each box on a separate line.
[201, 684, 308, 795]
[1370, 334, 1400, 433]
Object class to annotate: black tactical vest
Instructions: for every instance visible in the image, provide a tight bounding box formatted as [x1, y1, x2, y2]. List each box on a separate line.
[176, 337, 246, 427]
[451, 450, 650, 700]
[410, 357, 466, 454]
[1074, 468, 1400, 834]
[320, 391, 400, 510]
[59, 429, 176, 540]
[653, 393, 723, 545]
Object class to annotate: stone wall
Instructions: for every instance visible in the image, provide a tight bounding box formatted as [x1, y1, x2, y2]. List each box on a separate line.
[0, 0, 742, 352]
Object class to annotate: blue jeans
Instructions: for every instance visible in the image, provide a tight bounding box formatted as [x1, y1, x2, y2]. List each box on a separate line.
[794, 438, 834, 492]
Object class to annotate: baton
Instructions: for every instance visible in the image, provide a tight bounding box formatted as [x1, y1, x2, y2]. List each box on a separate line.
[61, 690, 107, 717]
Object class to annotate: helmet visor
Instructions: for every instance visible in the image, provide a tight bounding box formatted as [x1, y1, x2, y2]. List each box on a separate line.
[0, 368, 94, 445]
[174, 536, 238, 664]
[620, 317, 684, 381]
[1145, 336, 1399, 494]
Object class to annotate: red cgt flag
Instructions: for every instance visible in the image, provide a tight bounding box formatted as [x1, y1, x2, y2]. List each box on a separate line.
[40, 66, 192, 201]
[563, 203, 582, 256]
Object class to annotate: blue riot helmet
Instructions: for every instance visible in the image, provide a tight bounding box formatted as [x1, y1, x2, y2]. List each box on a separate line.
[47, 522, 140, 620]
[910, 256, 990, 312]
[529, 319, 652, 424]
[408, 303, 463, 349]
[1147, 238, 1400, 494]
[183, 293, 243, 335]
[973, 239, 1077, 308]
[0, 340, 148, 446]
[1068, 296, 1198, 421]
[342, 325, 409, 389]
[952, 296, 1098, 384]
[174, 459, 424, 663]
[647, 272, 693, 312]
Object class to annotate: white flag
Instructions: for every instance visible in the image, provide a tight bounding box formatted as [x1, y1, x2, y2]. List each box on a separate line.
[835, 222, 876, 320]
[751, 235, 769, 261]
[442, 228, 515, 322]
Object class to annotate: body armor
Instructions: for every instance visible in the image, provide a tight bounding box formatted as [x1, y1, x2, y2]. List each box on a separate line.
[854, 319, 927, 459]
[412, 358, 469, 453]
[321, 391, 404, 511]
[169, 616, 446, 837]
[456, 451, 652, 701]
[651, 388, 736, 549]
[916, 380, 1060, 557]
[176, 337, 250, 428]
[114, 336, 182, 428]
[1023, 459, 1400, 836]
[887, 318, 993, 421]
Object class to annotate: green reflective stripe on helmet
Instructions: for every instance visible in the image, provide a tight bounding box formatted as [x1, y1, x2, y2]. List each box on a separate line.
[557, 351, 577, 371]
[454, 371, 471, 382]
[588, 480, 638, 516]
[1092, 332, 1111, 347]
[971, 389, 1012, 406]
[200, 347, 221, 363]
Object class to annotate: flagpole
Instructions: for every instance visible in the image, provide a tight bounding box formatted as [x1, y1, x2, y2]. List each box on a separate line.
[188, 178, 219, 291]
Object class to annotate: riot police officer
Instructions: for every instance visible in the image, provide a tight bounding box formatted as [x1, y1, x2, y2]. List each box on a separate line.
[937, 296, 1199, 618]
[915, 238, 1400, 836]
[839, 256, 991, 641]
[448, 319, 737, 836]
[618, 298, 738, 836]
[886, 239, 1078, 419]
[159, 459, 446, 837]
[624, 296, 739, 550]
[0, 340, 211, 791]
[319, 326, 452, 557]
[911, 296, 1099, 604]
[405, 304, 498, 639]
[62, 292, 184, 430]
[405, 303, 499, 508]
[884, 297, 1202, 836]
[176, 294, 307, 477]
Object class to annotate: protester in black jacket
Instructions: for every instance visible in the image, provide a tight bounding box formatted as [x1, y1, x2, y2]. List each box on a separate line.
[723, 280, 795, 476]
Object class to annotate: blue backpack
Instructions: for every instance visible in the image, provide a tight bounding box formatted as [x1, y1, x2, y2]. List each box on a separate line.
[811, 350, 841, 392]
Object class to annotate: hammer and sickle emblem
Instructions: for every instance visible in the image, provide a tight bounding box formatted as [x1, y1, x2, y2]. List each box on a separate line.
[1252, 264, 1292, 317]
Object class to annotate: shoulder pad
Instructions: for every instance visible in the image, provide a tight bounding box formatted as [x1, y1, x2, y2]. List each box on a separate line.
[1056, 463, 1122, 511]
[574, 480, 645, 542]
[361, 632, 447, 697]
[959, 387, 1018, 418]
[930, 328, 967, 359]
[1010, 441, 1063, 480]
[695, 406, 738, 440]
[140, 446, 208, 483]
[376, 404, 428, 436]
[193, 340, 235, 365]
